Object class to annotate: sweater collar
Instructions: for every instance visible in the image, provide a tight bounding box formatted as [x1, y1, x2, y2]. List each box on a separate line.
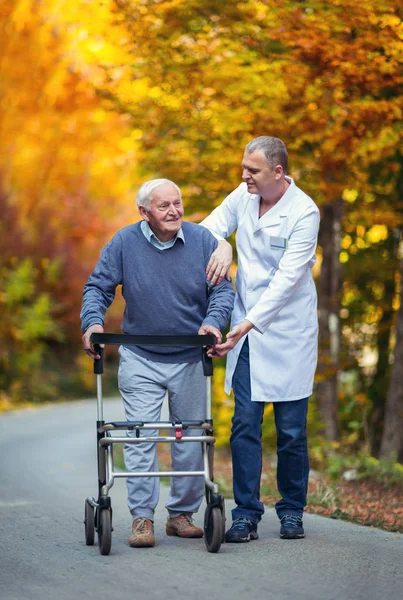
[140, 220, 185, 249]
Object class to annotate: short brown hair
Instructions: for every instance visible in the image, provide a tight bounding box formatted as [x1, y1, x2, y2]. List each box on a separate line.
[245, 136, 288, 173]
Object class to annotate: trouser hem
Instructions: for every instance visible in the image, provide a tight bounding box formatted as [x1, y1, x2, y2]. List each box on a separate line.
[167, 510, 194, 519]
[276, 510, 304, 519]
[131, 510, 155, 521]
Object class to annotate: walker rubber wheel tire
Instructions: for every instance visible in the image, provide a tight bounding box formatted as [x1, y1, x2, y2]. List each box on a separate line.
[84, 499, 95, 546]
[98, 509, 112, 555]
[204, 506, 222, 553]
[221, 501, 226, 543]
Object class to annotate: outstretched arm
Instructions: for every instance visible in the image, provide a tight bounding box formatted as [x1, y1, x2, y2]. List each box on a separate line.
[201, 185, 242, 285]
[80, 235, 123, 357]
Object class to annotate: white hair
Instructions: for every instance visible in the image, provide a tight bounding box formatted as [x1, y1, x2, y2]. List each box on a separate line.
[136, 179, 182, 211]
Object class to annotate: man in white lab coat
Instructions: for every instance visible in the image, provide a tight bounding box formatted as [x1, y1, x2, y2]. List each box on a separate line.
[202, 136, 320, 541]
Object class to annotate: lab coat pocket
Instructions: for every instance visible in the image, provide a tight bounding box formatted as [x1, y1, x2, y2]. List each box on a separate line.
[258, 230, 286, 268]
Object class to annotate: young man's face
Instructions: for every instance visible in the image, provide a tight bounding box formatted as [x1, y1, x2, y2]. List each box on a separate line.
[140, 183, 184, 242]
[241, 150, 283, 196]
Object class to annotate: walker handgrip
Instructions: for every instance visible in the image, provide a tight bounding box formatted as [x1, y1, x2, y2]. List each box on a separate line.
[90, 333, 216, 346]
[202, 349, 213, 376]
[93, 345, 104, 374]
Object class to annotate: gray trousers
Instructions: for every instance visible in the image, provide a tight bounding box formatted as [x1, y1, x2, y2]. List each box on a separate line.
[118, 346, 206, 521]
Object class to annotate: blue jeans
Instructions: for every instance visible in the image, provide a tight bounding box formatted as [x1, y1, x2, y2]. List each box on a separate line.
[231, 337, 309, 523]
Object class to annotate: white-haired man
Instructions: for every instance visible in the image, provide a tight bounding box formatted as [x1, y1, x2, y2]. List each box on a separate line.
[81, 179, 234, 548]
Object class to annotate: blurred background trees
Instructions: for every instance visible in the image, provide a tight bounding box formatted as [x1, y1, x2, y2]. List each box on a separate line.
[1, 0, 402, 462]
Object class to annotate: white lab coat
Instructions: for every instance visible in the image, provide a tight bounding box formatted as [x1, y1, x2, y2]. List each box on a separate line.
[201, 178, 320, 402]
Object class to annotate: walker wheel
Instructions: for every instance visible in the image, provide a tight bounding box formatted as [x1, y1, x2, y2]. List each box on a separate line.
[220, 500, 226, 542]
[204, 505, 223, 553]
[84, 499, 95, 546]
[98, 508, 112, 555]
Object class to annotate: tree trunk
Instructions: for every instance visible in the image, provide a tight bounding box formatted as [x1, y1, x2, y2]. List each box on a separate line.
[379, 243, 403, 462]
[316, 199, 343, 441]
[368, 231, 400, 456]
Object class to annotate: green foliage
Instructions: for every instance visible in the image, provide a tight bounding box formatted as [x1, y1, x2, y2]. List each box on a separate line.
[0, 257, 63, 403]
[325, 450, 403, 486]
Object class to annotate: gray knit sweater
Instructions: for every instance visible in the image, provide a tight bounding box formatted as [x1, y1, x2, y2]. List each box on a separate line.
[80, 221, 235, 363]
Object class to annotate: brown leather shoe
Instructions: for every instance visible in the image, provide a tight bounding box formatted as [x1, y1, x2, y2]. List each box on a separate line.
[129, 518, 155, 547]
[166, 514, 204, 538]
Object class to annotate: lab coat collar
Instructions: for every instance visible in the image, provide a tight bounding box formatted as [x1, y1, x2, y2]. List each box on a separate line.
[254, 177, 295, 230]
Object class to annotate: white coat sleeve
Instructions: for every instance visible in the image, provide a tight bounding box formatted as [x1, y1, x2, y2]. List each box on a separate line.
[200, 185, 243, 238]
[246, 205, 320, 333]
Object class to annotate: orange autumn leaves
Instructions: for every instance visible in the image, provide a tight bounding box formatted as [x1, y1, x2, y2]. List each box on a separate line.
[0, 0, 402, 416]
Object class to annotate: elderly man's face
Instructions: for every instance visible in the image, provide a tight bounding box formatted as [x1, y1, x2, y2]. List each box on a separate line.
[140, 183, 184, 242]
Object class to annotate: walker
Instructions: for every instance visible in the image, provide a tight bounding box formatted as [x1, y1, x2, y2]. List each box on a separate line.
[83, 333, 226, 555]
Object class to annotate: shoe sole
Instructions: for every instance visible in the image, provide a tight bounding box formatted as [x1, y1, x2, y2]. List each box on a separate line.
[166, 528, 204, 538]
[129, 535, 155, 547]
[225, 532, 259, 543]
[129, 540, 155, 547]
[280, 532, 305, 539]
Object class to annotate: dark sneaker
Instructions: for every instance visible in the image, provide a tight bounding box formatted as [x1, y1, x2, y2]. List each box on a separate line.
[129, 517, 155, 547]
[225, 517, 258, 543]
[166, 514, 204, 538]
[279, 514, 305, 539]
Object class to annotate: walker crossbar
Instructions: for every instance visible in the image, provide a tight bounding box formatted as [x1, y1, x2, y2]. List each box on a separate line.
[99, 436, 216, 446]
[98, 420, 210, 432]
[90, 333, 215, 346]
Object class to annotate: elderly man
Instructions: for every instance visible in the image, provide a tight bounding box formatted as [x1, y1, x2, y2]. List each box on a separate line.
[202, 136, 320, 542]
[81, 179, 234, 548]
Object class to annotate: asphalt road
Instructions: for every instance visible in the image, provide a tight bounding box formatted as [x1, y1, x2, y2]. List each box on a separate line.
[1, 399, 402, 600]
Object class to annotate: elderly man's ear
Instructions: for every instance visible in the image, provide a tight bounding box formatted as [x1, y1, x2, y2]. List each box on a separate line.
[138, 206, 149, 220]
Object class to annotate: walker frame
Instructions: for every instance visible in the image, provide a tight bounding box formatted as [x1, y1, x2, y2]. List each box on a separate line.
[83, 333, 226, 555]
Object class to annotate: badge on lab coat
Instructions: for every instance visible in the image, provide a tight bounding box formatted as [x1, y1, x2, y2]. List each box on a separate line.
[270, 236, 287, 249]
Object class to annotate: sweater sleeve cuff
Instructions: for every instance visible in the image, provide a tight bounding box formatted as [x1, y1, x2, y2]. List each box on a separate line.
[81, 317, 105, 334]
[201, 316, 221, 330]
